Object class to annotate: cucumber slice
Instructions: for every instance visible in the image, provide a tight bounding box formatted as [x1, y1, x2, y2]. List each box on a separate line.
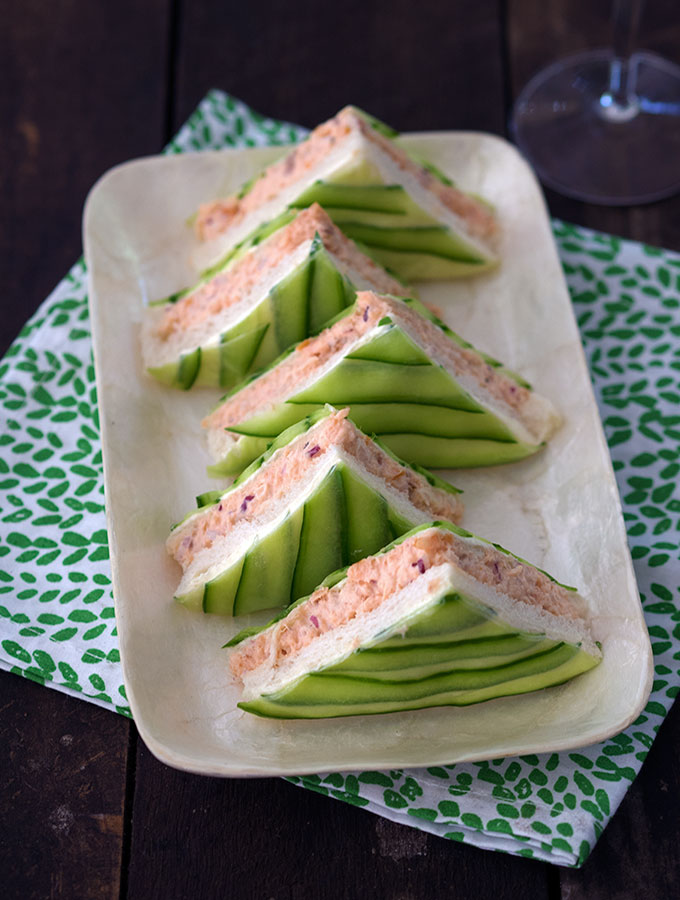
[292, 182, 424, 218]
[203, 556, 245, 616]
[239, 644, 598, 719]
[378, 433, 538, 469]
[291, 467, 346, 600]
[342, 403, 517, 442]
[268, 252, 313, 352]
[307, 242, 356, 333]
[377, 593, 501, 645]
[206, 434, 271, 478]
[339, 223, 486, 264]
[346, 323, 434, 366]
[233, 508, 305, 615]
[225, 402, 320, 439]
[292, 357, 479, 410]
[340, 466, 393, 564]
[218, 322, 270, 388]
[332, 635, 557, 680]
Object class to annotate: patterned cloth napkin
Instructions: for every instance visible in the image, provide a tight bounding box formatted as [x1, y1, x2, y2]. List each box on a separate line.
[1, 90, 678, 868]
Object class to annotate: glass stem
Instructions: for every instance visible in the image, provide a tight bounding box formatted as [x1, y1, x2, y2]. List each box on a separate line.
[605, 0, 644, 109]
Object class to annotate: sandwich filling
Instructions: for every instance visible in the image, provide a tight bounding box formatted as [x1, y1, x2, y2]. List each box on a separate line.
[143, 205, 407, 368]
[203, 291, 558, 447]
[195, 106, 497, 261]
[230, 525, 589, 682]
[169, 409, 463, 577]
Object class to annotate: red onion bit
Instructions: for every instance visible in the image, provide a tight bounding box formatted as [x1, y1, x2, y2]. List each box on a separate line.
[307, 445, 321, 458]
[492, 561, 501, 581]
[217, 503, 223, 512]
[239, 494, 255, 513]
[284, 150, 297, 175]
[411, 558, 426, 574]
[362, 306, 370, 322]
[310, 615, 320, 628]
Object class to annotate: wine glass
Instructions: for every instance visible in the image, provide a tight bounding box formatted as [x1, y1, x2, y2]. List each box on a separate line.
[511, 0, 680, 204]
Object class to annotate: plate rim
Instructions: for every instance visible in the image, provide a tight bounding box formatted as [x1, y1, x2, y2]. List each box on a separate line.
[83, 131, 654, 778]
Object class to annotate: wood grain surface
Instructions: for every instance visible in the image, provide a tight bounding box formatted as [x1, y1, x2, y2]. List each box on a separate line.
[1, 1, 679, 897]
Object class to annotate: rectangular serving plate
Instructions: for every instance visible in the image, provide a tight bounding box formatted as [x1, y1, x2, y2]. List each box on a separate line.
[83, 133, 652, 777]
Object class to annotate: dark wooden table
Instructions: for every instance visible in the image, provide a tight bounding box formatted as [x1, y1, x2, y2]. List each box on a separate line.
[2, 1, 679, 897]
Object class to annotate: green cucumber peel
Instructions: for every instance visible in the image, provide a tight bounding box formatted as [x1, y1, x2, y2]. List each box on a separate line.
[289, 465, 346, 600]
[178, 347, 201, 390]
[377, 433, 539, 469]
[349, 106, 400, 138]
[233, 508, 305, 615]
[229, 553, 596, 718]
[236, 171, 264, 200]
[214, 401, 538, 475]
[300, 643, 574, 688]
[195, 490, 222, 508]
[338, 222, 485, 264]
[239, 644, 598, 718]
[210, 342, 299, 410]
[335, 403, 514, 442]
[329, 636, 560, 681]
[291, 182, 410, 215]
[147, 345, 202, 390]
[406, 152, 455, 188]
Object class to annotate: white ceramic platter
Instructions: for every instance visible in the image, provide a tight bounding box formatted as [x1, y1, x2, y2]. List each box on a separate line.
[83, 133, 653, 777]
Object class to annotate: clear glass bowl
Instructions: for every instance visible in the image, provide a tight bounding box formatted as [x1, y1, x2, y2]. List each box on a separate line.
[511, 50, 680, 205]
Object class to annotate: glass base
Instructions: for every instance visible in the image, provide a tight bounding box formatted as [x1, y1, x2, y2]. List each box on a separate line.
[511, 50, 680, 205]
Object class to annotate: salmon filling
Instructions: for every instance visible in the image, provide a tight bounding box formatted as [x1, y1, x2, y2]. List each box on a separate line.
[197, 114, 355, 241]
[229, 529, 583, 679]
[196, 107, 496, 243]
[203, 291, 533, 434]
[154, 205, 406, 342]
[169, 409, 463, 571]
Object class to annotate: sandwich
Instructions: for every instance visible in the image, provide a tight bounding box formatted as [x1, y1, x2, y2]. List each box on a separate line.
[168, 408, 463, 616]
[203, 290, 560, 475]
[142, 204, 409, 390]
[194, 106, 498, 281]
[227, 521, 601, 719]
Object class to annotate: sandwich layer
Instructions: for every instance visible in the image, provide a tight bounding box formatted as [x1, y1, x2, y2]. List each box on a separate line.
[227, 522, 601, 718]
[169, 409, 463, 616]
[142, 205, 408, 390]
[203, 291, 560, 474]
[194, 106, 498, 281]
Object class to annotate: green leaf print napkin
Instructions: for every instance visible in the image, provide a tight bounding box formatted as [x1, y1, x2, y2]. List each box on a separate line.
[1, 90, 678, 868]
